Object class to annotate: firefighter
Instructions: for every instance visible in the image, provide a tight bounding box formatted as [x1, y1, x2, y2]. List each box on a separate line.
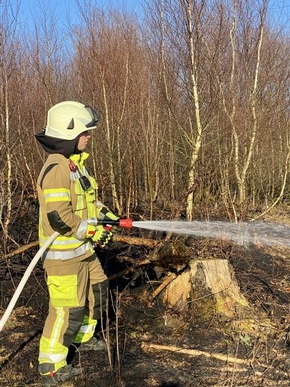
[35, 101, 118, 386]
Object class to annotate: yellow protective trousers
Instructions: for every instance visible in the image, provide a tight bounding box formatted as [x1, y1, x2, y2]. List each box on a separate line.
[38, 254, 108, 376]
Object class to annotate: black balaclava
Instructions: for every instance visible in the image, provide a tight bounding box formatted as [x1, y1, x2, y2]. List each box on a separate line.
[35, 129, 81, 159]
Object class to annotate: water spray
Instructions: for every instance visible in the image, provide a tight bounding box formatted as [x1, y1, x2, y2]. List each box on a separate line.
[100, 217, 290, 249]
[100, 218, 290, 249]
[129, 219, 290, 248]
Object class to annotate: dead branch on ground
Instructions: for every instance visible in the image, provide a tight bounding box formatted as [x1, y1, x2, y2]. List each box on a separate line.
[3, 241, 38, 259]
[114, 234, 160, 247]
[141, 342, 248, 364]
[148, 273, 176, 304]
[2, 234, 159, 260]
[141, 342, 289, 377]
[108, 258, 151, 281]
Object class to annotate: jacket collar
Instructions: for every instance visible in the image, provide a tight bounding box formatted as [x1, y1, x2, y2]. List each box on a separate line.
[70, 152, 89, 167]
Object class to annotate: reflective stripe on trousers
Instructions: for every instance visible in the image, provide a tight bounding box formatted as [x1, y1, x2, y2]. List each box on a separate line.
[38, 254, 108, 375]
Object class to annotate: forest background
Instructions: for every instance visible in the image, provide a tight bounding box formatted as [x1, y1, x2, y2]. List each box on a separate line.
[0, 0, 289, 254]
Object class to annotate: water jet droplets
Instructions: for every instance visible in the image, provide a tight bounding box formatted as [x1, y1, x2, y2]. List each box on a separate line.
[132, 220, 290, 248]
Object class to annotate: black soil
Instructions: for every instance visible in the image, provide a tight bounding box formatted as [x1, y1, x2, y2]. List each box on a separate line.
[1, 233, 290, 387]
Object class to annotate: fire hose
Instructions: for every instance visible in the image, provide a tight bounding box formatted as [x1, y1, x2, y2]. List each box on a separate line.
[0, 218, 132, 332]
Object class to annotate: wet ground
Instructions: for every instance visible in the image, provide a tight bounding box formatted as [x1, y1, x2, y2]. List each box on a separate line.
[1, 235, 290, 386]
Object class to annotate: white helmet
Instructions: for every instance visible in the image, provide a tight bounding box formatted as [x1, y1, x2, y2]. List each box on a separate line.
[45, 101, 99, 140]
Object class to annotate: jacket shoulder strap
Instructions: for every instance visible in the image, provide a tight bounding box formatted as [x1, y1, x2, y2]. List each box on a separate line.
[40, 163, 58, 188]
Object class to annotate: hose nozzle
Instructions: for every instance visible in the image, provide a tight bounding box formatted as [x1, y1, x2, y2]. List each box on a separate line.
[118, 218, 133, 228]
[88, 218, 133, 229]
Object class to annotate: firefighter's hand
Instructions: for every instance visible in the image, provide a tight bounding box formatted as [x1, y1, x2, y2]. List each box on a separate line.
[98, 207, 119, 234]
[91, 225, 113, 247]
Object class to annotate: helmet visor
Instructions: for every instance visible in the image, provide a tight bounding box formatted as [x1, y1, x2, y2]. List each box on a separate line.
[85, 105, 99, 128]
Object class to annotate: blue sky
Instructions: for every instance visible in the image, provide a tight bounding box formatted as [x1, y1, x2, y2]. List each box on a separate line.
[268, 0, 290, 30]
[17, 0, 142, 14]
[10, 0, 290, 33]
[16, 0, 143, 27]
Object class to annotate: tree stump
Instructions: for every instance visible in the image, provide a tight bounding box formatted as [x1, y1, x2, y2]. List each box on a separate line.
[162, 258, 250, 320]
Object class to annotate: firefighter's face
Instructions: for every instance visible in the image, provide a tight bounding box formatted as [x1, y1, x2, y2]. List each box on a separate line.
[77, 131, 91, 151]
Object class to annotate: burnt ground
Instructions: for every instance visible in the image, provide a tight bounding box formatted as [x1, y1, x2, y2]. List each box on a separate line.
[1, 231, 290, 387]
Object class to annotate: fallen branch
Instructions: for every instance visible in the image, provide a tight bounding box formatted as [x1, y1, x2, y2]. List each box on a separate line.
[141, 342, 248, 365]
[114, 234, 160, 248]
[141, 342, 290, 378]
[2, 234, 159, 260]
[108, 259, 151, 281]
[149, 273, 176, 304]
[4, 241, 38, 259]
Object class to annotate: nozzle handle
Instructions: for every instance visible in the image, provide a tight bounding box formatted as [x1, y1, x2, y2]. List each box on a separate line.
[88, 218, 133, 229]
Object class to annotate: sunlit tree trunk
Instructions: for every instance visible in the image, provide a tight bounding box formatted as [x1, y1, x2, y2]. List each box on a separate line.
[218, 0, 267, 218]
[153, 0, 206, 220]
[184, 0, 204, 220]
[0, 70, 12, 240]
[0, 2, 17, 246]
[101, 75, 121, 214]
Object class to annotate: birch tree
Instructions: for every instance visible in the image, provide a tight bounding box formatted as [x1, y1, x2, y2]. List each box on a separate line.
[216, 0, 268, 218]
[0, 1, 20, 246]
[147, 0, 213, 220]
[73, 4, 154, 216]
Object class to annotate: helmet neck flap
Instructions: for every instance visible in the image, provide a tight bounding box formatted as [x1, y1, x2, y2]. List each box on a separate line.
[35, 130, 82, 158]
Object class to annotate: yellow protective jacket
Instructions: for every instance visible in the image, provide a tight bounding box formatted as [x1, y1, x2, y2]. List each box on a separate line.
[37, 152, 98, 265]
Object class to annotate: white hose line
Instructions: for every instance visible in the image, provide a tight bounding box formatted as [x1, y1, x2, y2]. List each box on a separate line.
[0, 231, 59, 332]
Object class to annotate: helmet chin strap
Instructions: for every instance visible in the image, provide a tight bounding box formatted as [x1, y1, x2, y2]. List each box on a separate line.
[74, 133, 84, 154]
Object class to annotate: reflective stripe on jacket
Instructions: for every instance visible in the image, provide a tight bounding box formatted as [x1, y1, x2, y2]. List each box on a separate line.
[37, 152, 97, 262]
